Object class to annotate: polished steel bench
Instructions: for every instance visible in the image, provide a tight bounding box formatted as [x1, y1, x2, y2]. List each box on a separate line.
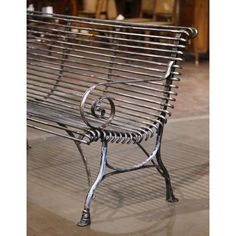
[27, 11, 197, 226]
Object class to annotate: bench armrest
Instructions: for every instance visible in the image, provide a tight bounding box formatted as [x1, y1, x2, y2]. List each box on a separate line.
[80, 61, 175, 129]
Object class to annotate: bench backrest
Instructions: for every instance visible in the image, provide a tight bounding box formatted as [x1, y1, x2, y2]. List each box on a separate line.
[27, 11, 196, 143]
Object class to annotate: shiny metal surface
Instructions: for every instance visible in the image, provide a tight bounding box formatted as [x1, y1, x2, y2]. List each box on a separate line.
[27, 10, 197, 227]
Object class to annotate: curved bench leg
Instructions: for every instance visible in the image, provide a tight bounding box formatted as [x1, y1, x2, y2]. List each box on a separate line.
[57, 123, 92, 188]
[156, 147, 178, 203]
[78, 141, 108, 227]
[155, 126, 178, 203]
[137, 130, 178, 203]
[73, 141, 92, 188]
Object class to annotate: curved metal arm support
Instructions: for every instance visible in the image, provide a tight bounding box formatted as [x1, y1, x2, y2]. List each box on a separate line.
[80, 61, 175, 129]
[80, 86, 116, 129]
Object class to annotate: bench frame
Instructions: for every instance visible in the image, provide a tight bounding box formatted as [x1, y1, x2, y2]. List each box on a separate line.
[27, 11, 197, 227]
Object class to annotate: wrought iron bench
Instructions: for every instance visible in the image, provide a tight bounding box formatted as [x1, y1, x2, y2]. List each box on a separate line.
[27, 11, 197, 227]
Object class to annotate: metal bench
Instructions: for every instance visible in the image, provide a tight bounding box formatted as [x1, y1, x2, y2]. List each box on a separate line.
[27, 11, 197, 227]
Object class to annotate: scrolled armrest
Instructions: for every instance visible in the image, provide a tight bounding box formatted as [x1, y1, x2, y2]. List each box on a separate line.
[80, 61, 175, 129]
[80, 84, 116, 129]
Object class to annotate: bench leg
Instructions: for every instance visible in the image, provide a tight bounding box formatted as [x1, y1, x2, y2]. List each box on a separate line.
[138, 130, 178, 203]
[155, 127, 178, 203]
[156, 147, 178, 203]
[57, 123, 92, 188]
[78, 141, 108, 227]
[73, 141, 92, 188]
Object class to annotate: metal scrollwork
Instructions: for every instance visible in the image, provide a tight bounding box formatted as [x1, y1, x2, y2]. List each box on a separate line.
[80, 85, 115, 129]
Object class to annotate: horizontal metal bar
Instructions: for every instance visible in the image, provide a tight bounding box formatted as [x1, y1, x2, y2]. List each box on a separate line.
[111, 107, 165, 123]
[28, 28, 186, 52]
[108, 84, 176, 101]
[28, 18, 188, 42]
[113, 95, 173, 109]
[28, 90, 169, 126]
[28, 67, 178, 96]
[28, 96, 161, 136]
[27, 77, 175, 111]
[28, 27, 185, 54]
[28, 100, 152, 138]
[27, 34, 183, 62]
[28, 79, 174, 117]
[28, 77, 174, 113]
[28, 91, 79, 110]
[28, 48, 174, 83]
[27, 123, 89, 144]
[27, 116, 87, 137]
[27, 55, 167, 82]
[84, 111, 156, 131]
[28, 45, 170, 79]
[28, 62, 178, 91]
[28, 98, 80, 117]
[27, 83, 82, 106]
[27, 72, 177, 100]
[27, 73, 84, 92]
[104, 164, 156, 178]
[28, 39, 179, 72]
[28, 42, 173, 69]
[28, 10, 193, 37]
[114, 103, 169, 119]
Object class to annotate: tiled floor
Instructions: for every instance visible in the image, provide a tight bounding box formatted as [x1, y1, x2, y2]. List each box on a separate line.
[27, 61, 209, 236]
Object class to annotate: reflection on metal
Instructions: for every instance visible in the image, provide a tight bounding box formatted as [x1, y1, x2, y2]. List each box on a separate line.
[81, 88, 116, 129]
[27, 10, 197, 227]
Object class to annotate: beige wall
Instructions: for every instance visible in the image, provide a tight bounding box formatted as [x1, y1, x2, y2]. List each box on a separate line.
[83, 0, 117, 19]
[142, 0, 175, 13]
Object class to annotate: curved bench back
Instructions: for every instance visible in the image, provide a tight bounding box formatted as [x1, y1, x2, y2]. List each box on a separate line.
[27, 11, 196, 143]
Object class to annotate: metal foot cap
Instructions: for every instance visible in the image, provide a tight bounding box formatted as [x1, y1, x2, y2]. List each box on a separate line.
[167, 194, 179, 203]
[77, 209, 91, 227]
